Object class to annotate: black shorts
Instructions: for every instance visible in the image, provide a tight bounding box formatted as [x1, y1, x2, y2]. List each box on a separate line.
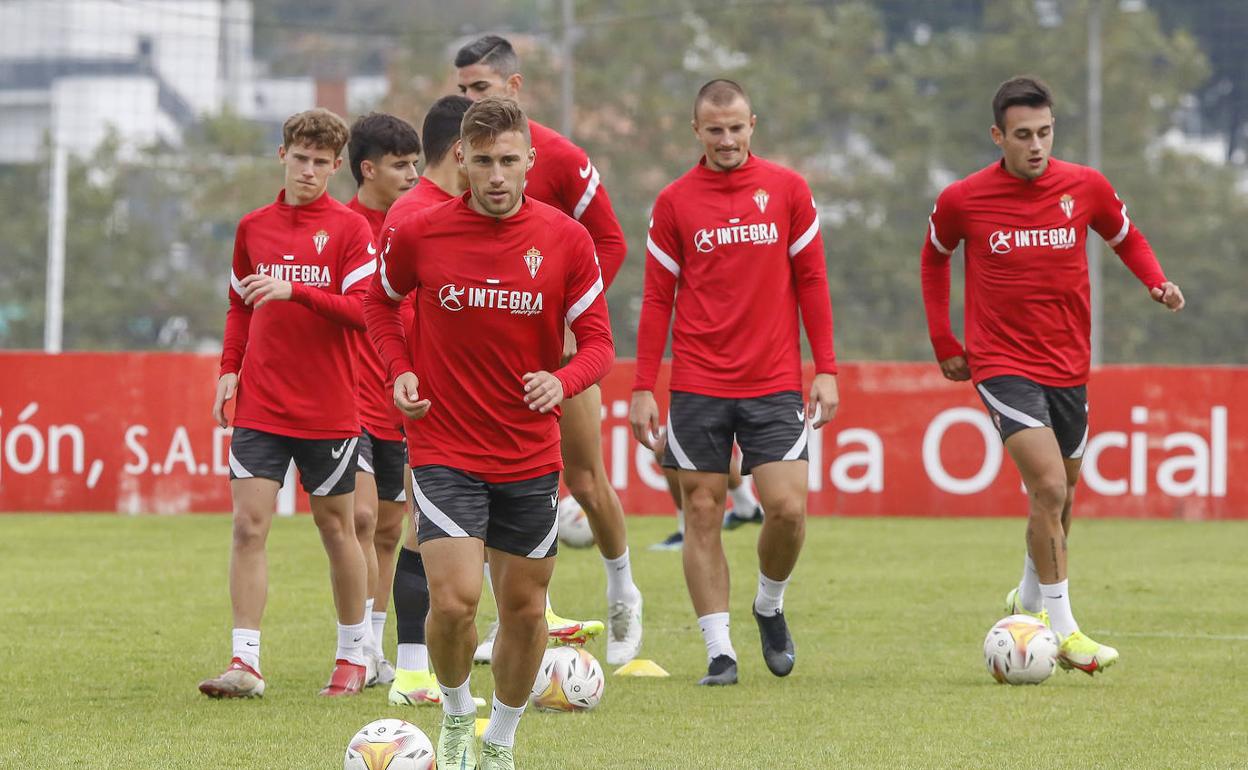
[357, 429, 408, 503]
[228, 427, 359, 496]
[976, 375, 1089, 459]
[411, 466, 559, 559]
[662, 390, 808, 475]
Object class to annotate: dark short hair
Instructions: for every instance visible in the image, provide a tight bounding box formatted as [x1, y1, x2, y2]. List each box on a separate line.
[282, 108, 350, 155]
[454, 34, 519, 76]
[693, 78, 752, 120]
[461, 96, 530, 149]
[422, 95, 473, 165]
[347, 112, 421, 186]
[992, 76, 1054, 130]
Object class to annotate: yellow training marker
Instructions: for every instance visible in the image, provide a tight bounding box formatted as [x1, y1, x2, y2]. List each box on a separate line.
[613, 659, 670, 677]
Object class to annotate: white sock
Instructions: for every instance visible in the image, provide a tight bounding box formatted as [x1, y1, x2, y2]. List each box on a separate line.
[697, 612, 736, 662]
[1018, 555, 1042, 613]
[363, 599, 378, 655]
[603, 548, 641, 605]
[676, 508, 685, 534]
[481, 694, 526, 748]
[1040, 580, 1079, 638]
[232, 628, 261, 673]
[440, 676, 476, 717]
[396, 643, 428, 672]
[371, 611, 388, 657]
[728, 479, 759, 515]
[754, 573, 789, 617]
[336, 617, 369, 666]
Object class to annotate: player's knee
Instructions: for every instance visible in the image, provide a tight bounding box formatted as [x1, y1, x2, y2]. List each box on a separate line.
[497, 592, 546, 630]
[563, 467, 601, 505]
[765, 496, 806, 525]
[374, 517, 402, 551]
[353, 504, 377, 538]
[1029, 477, 1068, 515]
[429, 589, 478, 627]
[231, 513, 267, 550]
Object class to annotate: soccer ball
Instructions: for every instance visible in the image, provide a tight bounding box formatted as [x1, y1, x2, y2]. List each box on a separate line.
[556, 495, 595, 548]
[343, 719, 434, 770]
[983, 614, 1060, 685]
[530, 646, 605, 712]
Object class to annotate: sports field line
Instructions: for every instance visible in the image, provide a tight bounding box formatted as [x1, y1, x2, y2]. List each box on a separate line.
[1090, 629, 1248, 642]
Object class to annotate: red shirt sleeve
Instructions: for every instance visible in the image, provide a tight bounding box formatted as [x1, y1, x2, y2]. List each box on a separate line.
[921, 182, 968, 361]
[220, 220, 253, 376]
[563, 149, 627, 289]
[787, 177, 837, 374]
[1087, 170, 1167, 290]
[365, 222, 421, 382]
[288, 216, 373, 330]
[554, 227, 615, 397]
[632, 195, 682, 392]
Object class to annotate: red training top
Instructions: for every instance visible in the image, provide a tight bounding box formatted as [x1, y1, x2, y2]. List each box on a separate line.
[921, 158, 1167, 386]
[365, 194, 614, 482]
[634, 154, 837, 398]
[221, 189, 376, 439]
[526, 119, 627, 288]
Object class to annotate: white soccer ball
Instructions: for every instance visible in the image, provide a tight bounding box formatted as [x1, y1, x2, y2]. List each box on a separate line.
[983, 614, 1060, 685]
[530, 646, 605, 712]
[556, 495, 595, 548]
[344, 718, 434, 770]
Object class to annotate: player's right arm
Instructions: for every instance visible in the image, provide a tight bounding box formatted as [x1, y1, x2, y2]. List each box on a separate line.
[920, 183, 970, 381]
[215, 221, 253, 427]
[364, 224, 429, 419]
[629, 195, 681, 448]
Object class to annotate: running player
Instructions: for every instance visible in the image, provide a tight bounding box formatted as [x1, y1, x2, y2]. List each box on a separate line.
[921, 76, 1184, 674]
[381, 94, 474, 708]
[345, 111, 422, 687]
[199, 108, 375, 699]
[630, 80, 839, 686]
[454, 34, 642, 666]
[365, 96, 614, 770]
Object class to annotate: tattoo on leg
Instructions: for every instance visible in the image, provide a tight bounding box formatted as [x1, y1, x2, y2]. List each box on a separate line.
[1049, 537, 1060, 577]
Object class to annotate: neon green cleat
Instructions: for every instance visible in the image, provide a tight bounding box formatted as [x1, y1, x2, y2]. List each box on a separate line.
[545, 607, 603, 647]
[480, 742, 515, 770]
[436, 713, 478, 770]
[388, 668, 440, 706]
[1004, 587, 1050, 626]
[1058, 630, 1119, 675]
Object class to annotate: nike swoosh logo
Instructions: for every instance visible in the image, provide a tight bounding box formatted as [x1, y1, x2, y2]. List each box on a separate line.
[352, 635, 363, 643]
[245, 641, 258, 647]
[578, 161, 593, 179]
[796, 409, 806, 423]
[367, 243, 377, 255]
[331, 440, 349, 460]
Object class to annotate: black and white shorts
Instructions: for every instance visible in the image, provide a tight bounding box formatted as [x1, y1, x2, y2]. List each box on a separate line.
[976, 375, 1089, 459]
[662, 390, 808, 475]
[411, 466, 559, 559]
[357, 429, 408, 503]
[228, 427, 359, 496]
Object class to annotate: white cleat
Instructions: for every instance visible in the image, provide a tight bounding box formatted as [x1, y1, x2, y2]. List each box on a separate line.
[364, 650, 379, 687]
[474, 621, 498, 665]
[374, 657, 396, 686]
[606, 597, 643, 666]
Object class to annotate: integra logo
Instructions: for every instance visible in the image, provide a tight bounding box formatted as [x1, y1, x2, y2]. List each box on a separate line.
[988, 226, 1077, 255]
[694, 221, 780, 253]
[256, 262, 330, 287]
[438, 283, 544, 316]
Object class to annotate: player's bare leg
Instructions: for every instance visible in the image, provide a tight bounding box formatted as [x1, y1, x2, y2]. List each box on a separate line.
[723, 453, 764, 529]
[422, 536, 484, 765]
[484, 548, 553, 756]
[649, 436, 685, 551]
[227, 477, 281, 630]
[1005, 428, 1116, 673]
[353, 471, 382, 682]
[748, 460, 807, 677]
[678, 469, 737, 685]
[311, 491, 370, 695]
[559, 382, 642, 664]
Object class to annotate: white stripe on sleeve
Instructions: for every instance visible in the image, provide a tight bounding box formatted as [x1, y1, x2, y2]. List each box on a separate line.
[572, 165, 600, 220]
[341, 260, 376, 292]
[230, 271, 245, 298]
[788, 213, 821, 257]
[378, 253, 404, 302]
[566, 274, 605, 325]
[1107, 205, 1131, 247]
[928, 219, 953, 255]
[647, 235, 681, 277]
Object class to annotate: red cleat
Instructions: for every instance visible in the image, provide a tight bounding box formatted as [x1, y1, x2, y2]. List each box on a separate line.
[199, 657, 265, 699]
[318, 659, 366, 697]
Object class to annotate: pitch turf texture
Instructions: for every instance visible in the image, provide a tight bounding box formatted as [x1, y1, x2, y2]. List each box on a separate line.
[2, 515, 1245, 769]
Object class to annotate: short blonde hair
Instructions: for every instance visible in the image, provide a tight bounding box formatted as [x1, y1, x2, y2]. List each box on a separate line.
[460, 97, 530, 149]
[282, 108, 351, 156]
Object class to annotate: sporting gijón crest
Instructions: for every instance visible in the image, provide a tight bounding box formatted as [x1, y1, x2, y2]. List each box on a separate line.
[523, 246, 544, 278]
[313, 229, 330, 254]
[753, 188, 770, 214]
[1059, 194, 1075, 219]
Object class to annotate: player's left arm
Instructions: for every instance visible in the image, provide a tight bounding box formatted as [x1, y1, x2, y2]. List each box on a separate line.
[527, 230, 615, 414]
[1089, 171, 1184, 311]
[565, 147, 627, 288]
[276, 217, 373, 328]
[788, 178, 839, 427]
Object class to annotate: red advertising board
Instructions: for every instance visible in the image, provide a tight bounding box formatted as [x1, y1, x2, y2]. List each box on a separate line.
[1, 352, 1243, 519]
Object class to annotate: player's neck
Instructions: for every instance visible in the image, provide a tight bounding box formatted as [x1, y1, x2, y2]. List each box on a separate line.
[423, 163, 465, 197]
[282, 185, 327, 207]
[355, 183, 392, 212]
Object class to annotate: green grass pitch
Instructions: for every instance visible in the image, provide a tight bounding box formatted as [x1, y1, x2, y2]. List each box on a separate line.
[1, 514, 1245, 768]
